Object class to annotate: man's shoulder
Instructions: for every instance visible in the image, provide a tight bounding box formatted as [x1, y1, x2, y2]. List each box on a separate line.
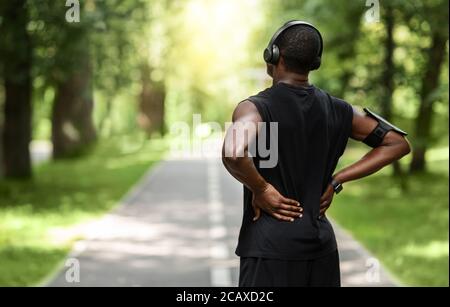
[315, 87, 352, 110]
[248, 87, 273, 104]
[235, 88, 272, 112]
[234, 87, 274, 122]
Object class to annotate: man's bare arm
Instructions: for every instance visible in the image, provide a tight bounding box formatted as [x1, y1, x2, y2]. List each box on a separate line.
[320, 107, 411, 215]
[334, 108, 411, 184]
[222, 101, 267, 194]
[222, 100, 302, 222]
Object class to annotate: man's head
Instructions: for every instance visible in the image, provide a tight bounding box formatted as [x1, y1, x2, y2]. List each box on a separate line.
[265, 22, 322, 78]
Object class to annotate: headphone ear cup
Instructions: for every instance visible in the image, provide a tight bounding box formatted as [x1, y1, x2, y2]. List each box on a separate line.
[263, 47, 272, 63]
[271, 44, 280, 64]
[310, 56, 321, 70]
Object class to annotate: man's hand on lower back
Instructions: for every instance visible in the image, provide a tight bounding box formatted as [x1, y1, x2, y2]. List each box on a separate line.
[252, 183, 303, 222]
[319, 184, 335, 216]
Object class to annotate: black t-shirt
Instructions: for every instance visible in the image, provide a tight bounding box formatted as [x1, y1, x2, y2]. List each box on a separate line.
[235, 82, 354, 260]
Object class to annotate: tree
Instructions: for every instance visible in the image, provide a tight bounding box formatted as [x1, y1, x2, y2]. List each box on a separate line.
[0, 81, 3, 178]
[380, 4, 406, 177]
[52, 50, 97, 158]
[48, 3, 97, 159]
[409, 0, 449, 172]
[91, 0, 153, 136]
[138, 63, 166, 137]
[320, 2, 365, 98]
[0, 0, 32, 178]
[410, 30, 448, 172]
[0, 60, 4, 178]
[380, 6, 395, 121]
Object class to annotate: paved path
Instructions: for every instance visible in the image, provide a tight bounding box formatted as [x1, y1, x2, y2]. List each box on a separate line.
[48, 158, 397, 287]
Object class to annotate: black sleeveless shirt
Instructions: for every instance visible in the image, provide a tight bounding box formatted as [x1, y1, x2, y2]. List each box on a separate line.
[235, 82, 353, 260]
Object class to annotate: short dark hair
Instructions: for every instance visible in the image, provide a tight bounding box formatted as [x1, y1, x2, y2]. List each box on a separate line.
[275, 25, 321, 74]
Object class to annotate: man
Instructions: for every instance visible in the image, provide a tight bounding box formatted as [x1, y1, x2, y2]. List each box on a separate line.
[222, 21, 410, 287]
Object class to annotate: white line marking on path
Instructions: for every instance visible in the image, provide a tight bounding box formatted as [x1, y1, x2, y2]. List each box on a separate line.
[207, 158, 232, 287]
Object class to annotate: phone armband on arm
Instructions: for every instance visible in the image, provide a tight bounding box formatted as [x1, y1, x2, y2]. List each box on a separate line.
[362, 108, 408, 148]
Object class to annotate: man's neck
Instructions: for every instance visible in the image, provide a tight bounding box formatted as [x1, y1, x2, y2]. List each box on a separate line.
[273, 71, 310, 87]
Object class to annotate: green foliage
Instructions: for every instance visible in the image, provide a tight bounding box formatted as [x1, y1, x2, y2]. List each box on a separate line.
[162, 0, 267, 124]
[329, 145, 449, 286]
[27, 0, 152, 139]
[15, 0, 448, 143]
[0, 135, 166, 286]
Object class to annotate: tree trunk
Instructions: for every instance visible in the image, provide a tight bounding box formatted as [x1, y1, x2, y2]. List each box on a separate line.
[381, 8, 395, 120]
[52, 54, 97, 159]
[0, 0, 32, 179]
[0, 80, 4, 178]
[410, 30, 447, 173]
[381, 7, 405, 178]
[137, 64, 165, 137]
[333, 7, 364, 99]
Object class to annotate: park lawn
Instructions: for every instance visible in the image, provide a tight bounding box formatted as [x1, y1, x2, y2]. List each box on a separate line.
[0, 135, 166, 286]
[329, 144, 449, 287]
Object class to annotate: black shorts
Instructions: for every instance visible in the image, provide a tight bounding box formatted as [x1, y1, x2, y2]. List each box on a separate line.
[239, 250, 340, 287]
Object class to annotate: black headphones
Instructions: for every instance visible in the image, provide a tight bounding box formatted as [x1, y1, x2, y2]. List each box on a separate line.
[263, 20, 324, 71]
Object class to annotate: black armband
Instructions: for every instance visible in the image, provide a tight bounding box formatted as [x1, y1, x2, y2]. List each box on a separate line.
[362, 108, 408, 148]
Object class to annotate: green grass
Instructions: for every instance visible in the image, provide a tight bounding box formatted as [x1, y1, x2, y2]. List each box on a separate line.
[0, 134, 166, 286]
[329, 145, 449, 287]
